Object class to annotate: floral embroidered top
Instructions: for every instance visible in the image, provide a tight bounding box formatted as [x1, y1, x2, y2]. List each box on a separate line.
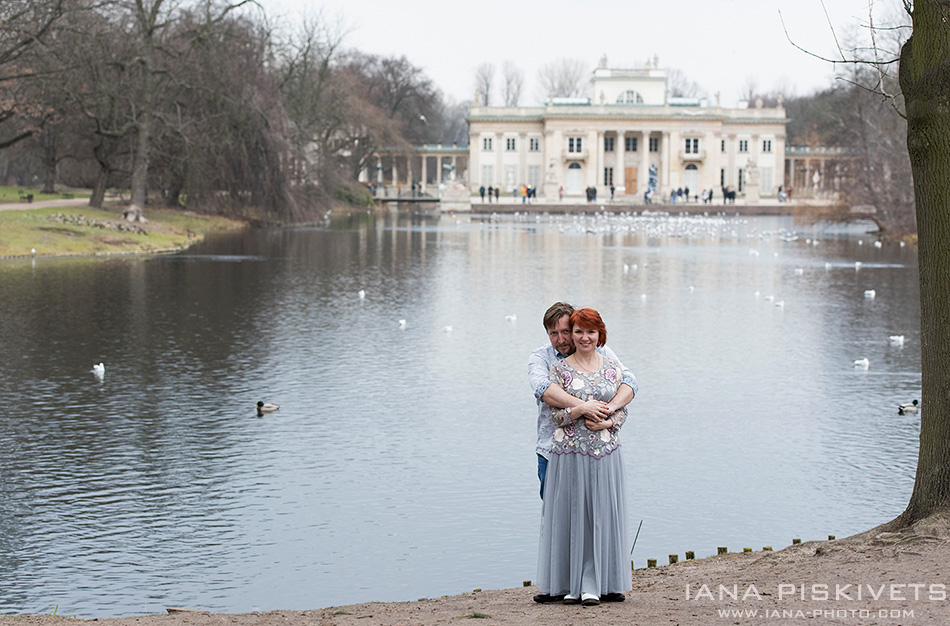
[548, 356, 628, 459]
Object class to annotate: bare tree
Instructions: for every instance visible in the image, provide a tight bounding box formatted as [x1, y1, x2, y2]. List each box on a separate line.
[667, 69, 706, 99]
[473, 62, 494, 106]
[784, 0, 950, 534]
[536, 58, 589, 100]
[0, 0, 68, 149]
[501, 61, 523, 107]
[891, 0, 950, 529]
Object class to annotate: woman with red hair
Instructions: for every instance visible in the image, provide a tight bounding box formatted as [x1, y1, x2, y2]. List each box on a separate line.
[537, 308, 632, 606]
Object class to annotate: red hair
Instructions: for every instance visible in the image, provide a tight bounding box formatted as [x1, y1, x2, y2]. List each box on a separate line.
[570, 308, 607, 347]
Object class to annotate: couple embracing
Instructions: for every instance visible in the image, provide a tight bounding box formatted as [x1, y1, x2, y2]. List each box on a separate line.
[528, 302, 638, 607]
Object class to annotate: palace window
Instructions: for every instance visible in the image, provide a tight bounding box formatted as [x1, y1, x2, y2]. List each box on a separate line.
[604, 167, 614, 185]
[506, 137, 516, 151]
[721, 139, 726, 153]
[528, 165, 540, 187]
[604, 136, 614, 152]
[685, 138, 700, 153]
[482, 165, 493, 185]
[738, 140, 749, 152]
[649, 137, 659, 152]
[625, 137, 638, 152]
[568, 137, 583, 153]
[762, 139, 772, 153]
[529, 137, 540, 151]
[482, 137, 493, 151]
[616, 90, 644, 104]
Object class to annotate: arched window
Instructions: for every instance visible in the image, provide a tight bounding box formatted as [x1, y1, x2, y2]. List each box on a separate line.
[568, 163, 582, 169]
[685, 164, 698, 171]
[616, 90, 644, 104]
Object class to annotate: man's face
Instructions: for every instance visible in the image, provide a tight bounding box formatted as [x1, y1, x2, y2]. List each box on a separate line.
[547, 314, 574, 355]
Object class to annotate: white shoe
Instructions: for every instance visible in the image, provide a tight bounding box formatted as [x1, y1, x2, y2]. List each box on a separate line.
[581, 593, 600, 606]
[562, 594, 580, 605]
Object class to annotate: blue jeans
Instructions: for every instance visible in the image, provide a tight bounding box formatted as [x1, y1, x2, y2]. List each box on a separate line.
[537, 454, 548, 500]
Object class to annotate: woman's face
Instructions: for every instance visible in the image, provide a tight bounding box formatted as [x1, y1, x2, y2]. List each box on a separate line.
[572, 325, 599, 352]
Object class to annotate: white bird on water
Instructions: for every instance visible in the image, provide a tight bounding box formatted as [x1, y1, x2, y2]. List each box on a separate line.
[444, 325, 453, 333]
[864, 289, 876, 299]
[505, 313, 517, 322]
[853, 358, 870, 370]
[889, 335, 905, 346]
[92, 362, 105, 379]
[899, 400, 919, 415]
[398, 319, 407, 329]
[358, 289, 366, 300]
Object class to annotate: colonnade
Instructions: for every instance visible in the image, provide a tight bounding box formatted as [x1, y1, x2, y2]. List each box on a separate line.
[361, 146, 468, 197]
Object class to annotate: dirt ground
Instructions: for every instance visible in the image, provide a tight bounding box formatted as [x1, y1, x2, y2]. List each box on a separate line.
[4, 519, 950, 626]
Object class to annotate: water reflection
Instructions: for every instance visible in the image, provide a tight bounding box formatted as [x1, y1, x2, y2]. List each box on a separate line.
[0, 211, 920, 617]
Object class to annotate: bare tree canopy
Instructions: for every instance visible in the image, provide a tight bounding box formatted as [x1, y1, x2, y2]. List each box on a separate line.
[537, 58, 589, 100]
[667, 69, 706, 99]
[473, 62, 494, 105]
[501, 61, 523, 107]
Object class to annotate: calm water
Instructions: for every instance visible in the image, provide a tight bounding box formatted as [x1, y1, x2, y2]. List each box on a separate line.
[0, 210, 921, 617]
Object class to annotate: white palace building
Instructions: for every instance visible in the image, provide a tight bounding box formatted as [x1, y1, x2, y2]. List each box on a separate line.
[467, 58, 788, 203]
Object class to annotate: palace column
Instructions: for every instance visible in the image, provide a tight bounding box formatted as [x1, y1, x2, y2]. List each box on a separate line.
[616, 130, 625, 195]
[637, 130, 649, 197]
[421, 156, 428, 193]
[451, 155, 457, 181]
[661, 131, 671, 193]
[407, 156, 414, 192]
[518, 133, 527, 188]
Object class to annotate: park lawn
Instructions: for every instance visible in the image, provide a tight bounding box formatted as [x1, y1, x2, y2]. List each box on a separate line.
[0, 204, 245, 258]
[0, 185, 88, 203]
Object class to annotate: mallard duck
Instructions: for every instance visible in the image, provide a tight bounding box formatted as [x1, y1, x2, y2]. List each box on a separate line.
[898, 400, 919, 415]
[257, 401, 279, 416]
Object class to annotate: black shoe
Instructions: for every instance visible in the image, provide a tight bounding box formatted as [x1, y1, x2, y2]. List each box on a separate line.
[601, 592, 626, 602]
[533, 593, 565, 604]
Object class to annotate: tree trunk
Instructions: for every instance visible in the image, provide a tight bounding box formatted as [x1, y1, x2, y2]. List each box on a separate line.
[41, 126, 57, 194]
[90, 167, 108, 209]
[894, 0, 950, 525]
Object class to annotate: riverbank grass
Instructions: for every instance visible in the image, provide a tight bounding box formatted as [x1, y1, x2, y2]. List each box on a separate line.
[0, 204, 245, 258]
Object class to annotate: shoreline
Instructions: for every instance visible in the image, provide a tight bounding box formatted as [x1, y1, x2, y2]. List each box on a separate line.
[4, 534, 950, 625]
[0, 201, 247, 260]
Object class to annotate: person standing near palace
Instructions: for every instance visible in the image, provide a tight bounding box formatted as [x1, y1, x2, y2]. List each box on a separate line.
[536, 308, 635, 606]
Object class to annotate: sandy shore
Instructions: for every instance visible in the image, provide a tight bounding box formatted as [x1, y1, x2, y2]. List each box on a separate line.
[4, 520, 950, 626]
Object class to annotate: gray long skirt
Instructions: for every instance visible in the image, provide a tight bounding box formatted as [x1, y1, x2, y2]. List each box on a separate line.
[537, 448, 631, 597]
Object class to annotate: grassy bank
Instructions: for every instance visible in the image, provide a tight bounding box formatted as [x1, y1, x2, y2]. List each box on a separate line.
[0, 201, 246, 258]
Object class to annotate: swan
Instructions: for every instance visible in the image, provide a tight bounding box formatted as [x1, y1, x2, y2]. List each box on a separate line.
[898, 400, 919, 415]
[864, 289, 876, 299]
[257, 401, 279, 416]
[853, 358, 870, 369]
[358, 289, 365, 300]
[91, 362, 105, 378]
[889, 335, 905, 346]
[398, 319, 407, 329]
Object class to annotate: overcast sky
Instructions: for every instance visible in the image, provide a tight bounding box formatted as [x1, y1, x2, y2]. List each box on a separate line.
[259, 0, 905, 108]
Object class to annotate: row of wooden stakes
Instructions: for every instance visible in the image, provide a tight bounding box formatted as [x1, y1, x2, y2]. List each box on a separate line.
[642, 535, 837, 568]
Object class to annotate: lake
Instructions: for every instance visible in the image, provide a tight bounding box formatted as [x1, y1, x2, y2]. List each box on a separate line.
[0, 209, 921, 617]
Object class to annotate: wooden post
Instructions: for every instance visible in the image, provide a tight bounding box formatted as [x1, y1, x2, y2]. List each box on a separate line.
[523, 580, 531, 587]
[763, 546, 773, 551]
[792, 538, 801, 545]
[669, 554, 678, 564]
[685, 551, 695, 560]
[743, 547, 752, 553]
[717, 547, 728, 555]
[828, 535, 836, 540]
[647, 558, 657, 568]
